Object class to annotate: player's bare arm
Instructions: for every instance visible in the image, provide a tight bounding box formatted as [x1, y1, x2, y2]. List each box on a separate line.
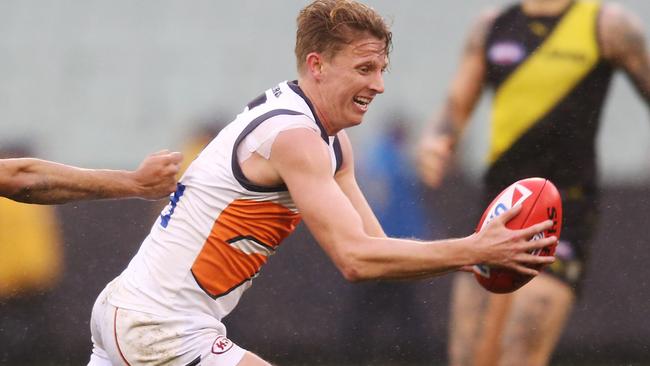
[600, 3, 650, 106]
[333, 130, 386, 238]
[0, 150, 182, 204]
[417, 9, 499, 188]
[269, 128, 555, 281]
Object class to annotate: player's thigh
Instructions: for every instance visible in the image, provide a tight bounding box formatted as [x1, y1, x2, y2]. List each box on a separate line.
[448, 272, 491, 366]
[231, 351, 273, 366]
[500, 274, 575, 366]
[88, 284, 121, 366]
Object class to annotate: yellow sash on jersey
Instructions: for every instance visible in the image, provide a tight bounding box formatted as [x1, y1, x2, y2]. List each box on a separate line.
[489, 1, 600, 163]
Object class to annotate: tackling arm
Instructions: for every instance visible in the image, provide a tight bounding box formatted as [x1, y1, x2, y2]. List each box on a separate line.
[0, 150, 182, 204]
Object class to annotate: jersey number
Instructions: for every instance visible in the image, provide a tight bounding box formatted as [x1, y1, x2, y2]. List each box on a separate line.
[160, 182, 186, 228]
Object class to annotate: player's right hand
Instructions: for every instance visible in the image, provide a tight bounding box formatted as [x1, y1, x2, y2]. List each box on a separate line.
[472, 205, 557, 276]
[416, 134, 454, 189]
[132, 150, 183, 200]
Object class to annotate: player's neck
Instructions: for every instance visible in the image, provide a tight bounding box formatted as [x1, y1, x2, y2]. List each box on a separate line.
[296, 77, 337, 136]
[521, 0, 573, 17]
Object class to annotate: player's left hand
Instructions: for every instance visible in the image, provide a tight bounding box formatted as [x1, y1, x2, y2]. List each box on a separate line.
[132, 150, 183, 199]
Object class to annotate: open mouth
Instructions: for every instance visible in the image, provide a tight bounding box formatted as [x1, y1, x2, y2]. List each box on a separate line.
[353, 96, 371, 111]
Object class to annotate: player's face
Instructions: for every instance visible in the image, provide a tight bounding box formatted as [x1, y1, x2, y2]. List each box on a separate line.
[317, 35, 387, 132]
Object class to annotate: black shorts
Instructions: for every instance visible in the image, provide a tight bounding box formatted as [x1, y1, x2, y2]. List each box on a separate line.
[483, 183, 599, 294]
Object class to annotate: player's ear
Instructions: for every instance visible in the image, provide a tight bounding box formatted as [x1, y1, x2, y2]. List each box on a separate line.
[305, 52, 325, 79]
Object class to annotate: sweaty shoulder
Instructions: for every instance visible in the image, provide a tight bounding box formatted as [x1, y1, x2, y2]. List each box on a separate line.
[599, 2, 646, 63]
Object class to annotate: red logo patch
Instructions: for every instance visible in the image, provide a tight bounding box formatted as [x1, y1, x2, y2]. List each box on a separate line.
[211, 335, 234, 354]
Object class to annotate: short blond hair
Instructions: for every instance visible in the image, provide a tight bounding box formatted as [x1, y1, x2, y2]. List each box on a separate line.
[295, 0, 392, 72]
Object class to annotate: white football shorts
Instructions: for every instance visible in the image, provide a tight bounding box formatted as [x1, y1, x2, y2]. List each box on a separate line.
[88, 285, 246, 366]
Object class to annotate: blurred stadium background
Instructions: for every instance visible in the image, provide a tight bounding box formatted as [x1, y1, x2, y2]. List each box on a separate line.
[1, 1, 649, 365]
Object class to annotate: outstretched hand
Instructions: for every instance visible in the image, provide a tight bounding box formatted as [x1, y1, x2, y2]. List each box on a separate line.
[132, 150, 183, 199]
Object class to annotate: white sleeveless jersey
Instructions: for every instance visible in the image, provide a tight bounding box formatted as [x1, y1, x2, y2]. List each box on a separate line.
[108, 80, 343, 320]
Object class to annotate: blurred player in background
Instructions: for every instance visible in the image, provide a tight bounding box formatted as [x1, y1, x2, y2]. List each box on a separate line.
[0, 150, 182, 204]
[87, 1, 557, 365]
[416, 0, 650, 365]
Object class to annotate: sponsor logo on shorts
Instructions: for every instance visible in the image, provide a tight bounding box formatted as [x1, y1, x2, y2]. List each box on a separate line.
[212, 335, 234, 354]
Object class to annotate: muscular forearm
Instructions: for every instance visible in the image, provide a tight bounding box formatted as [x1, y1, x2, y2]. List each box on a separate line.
[335, 235, 478, 282]
[331, 214, 555, 282]
[2, 158, 142, 204]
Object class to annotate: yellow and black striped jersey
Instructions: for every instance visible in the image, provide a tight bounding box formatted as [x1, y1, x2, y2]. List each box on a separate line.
[483, 0, 613, 193]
